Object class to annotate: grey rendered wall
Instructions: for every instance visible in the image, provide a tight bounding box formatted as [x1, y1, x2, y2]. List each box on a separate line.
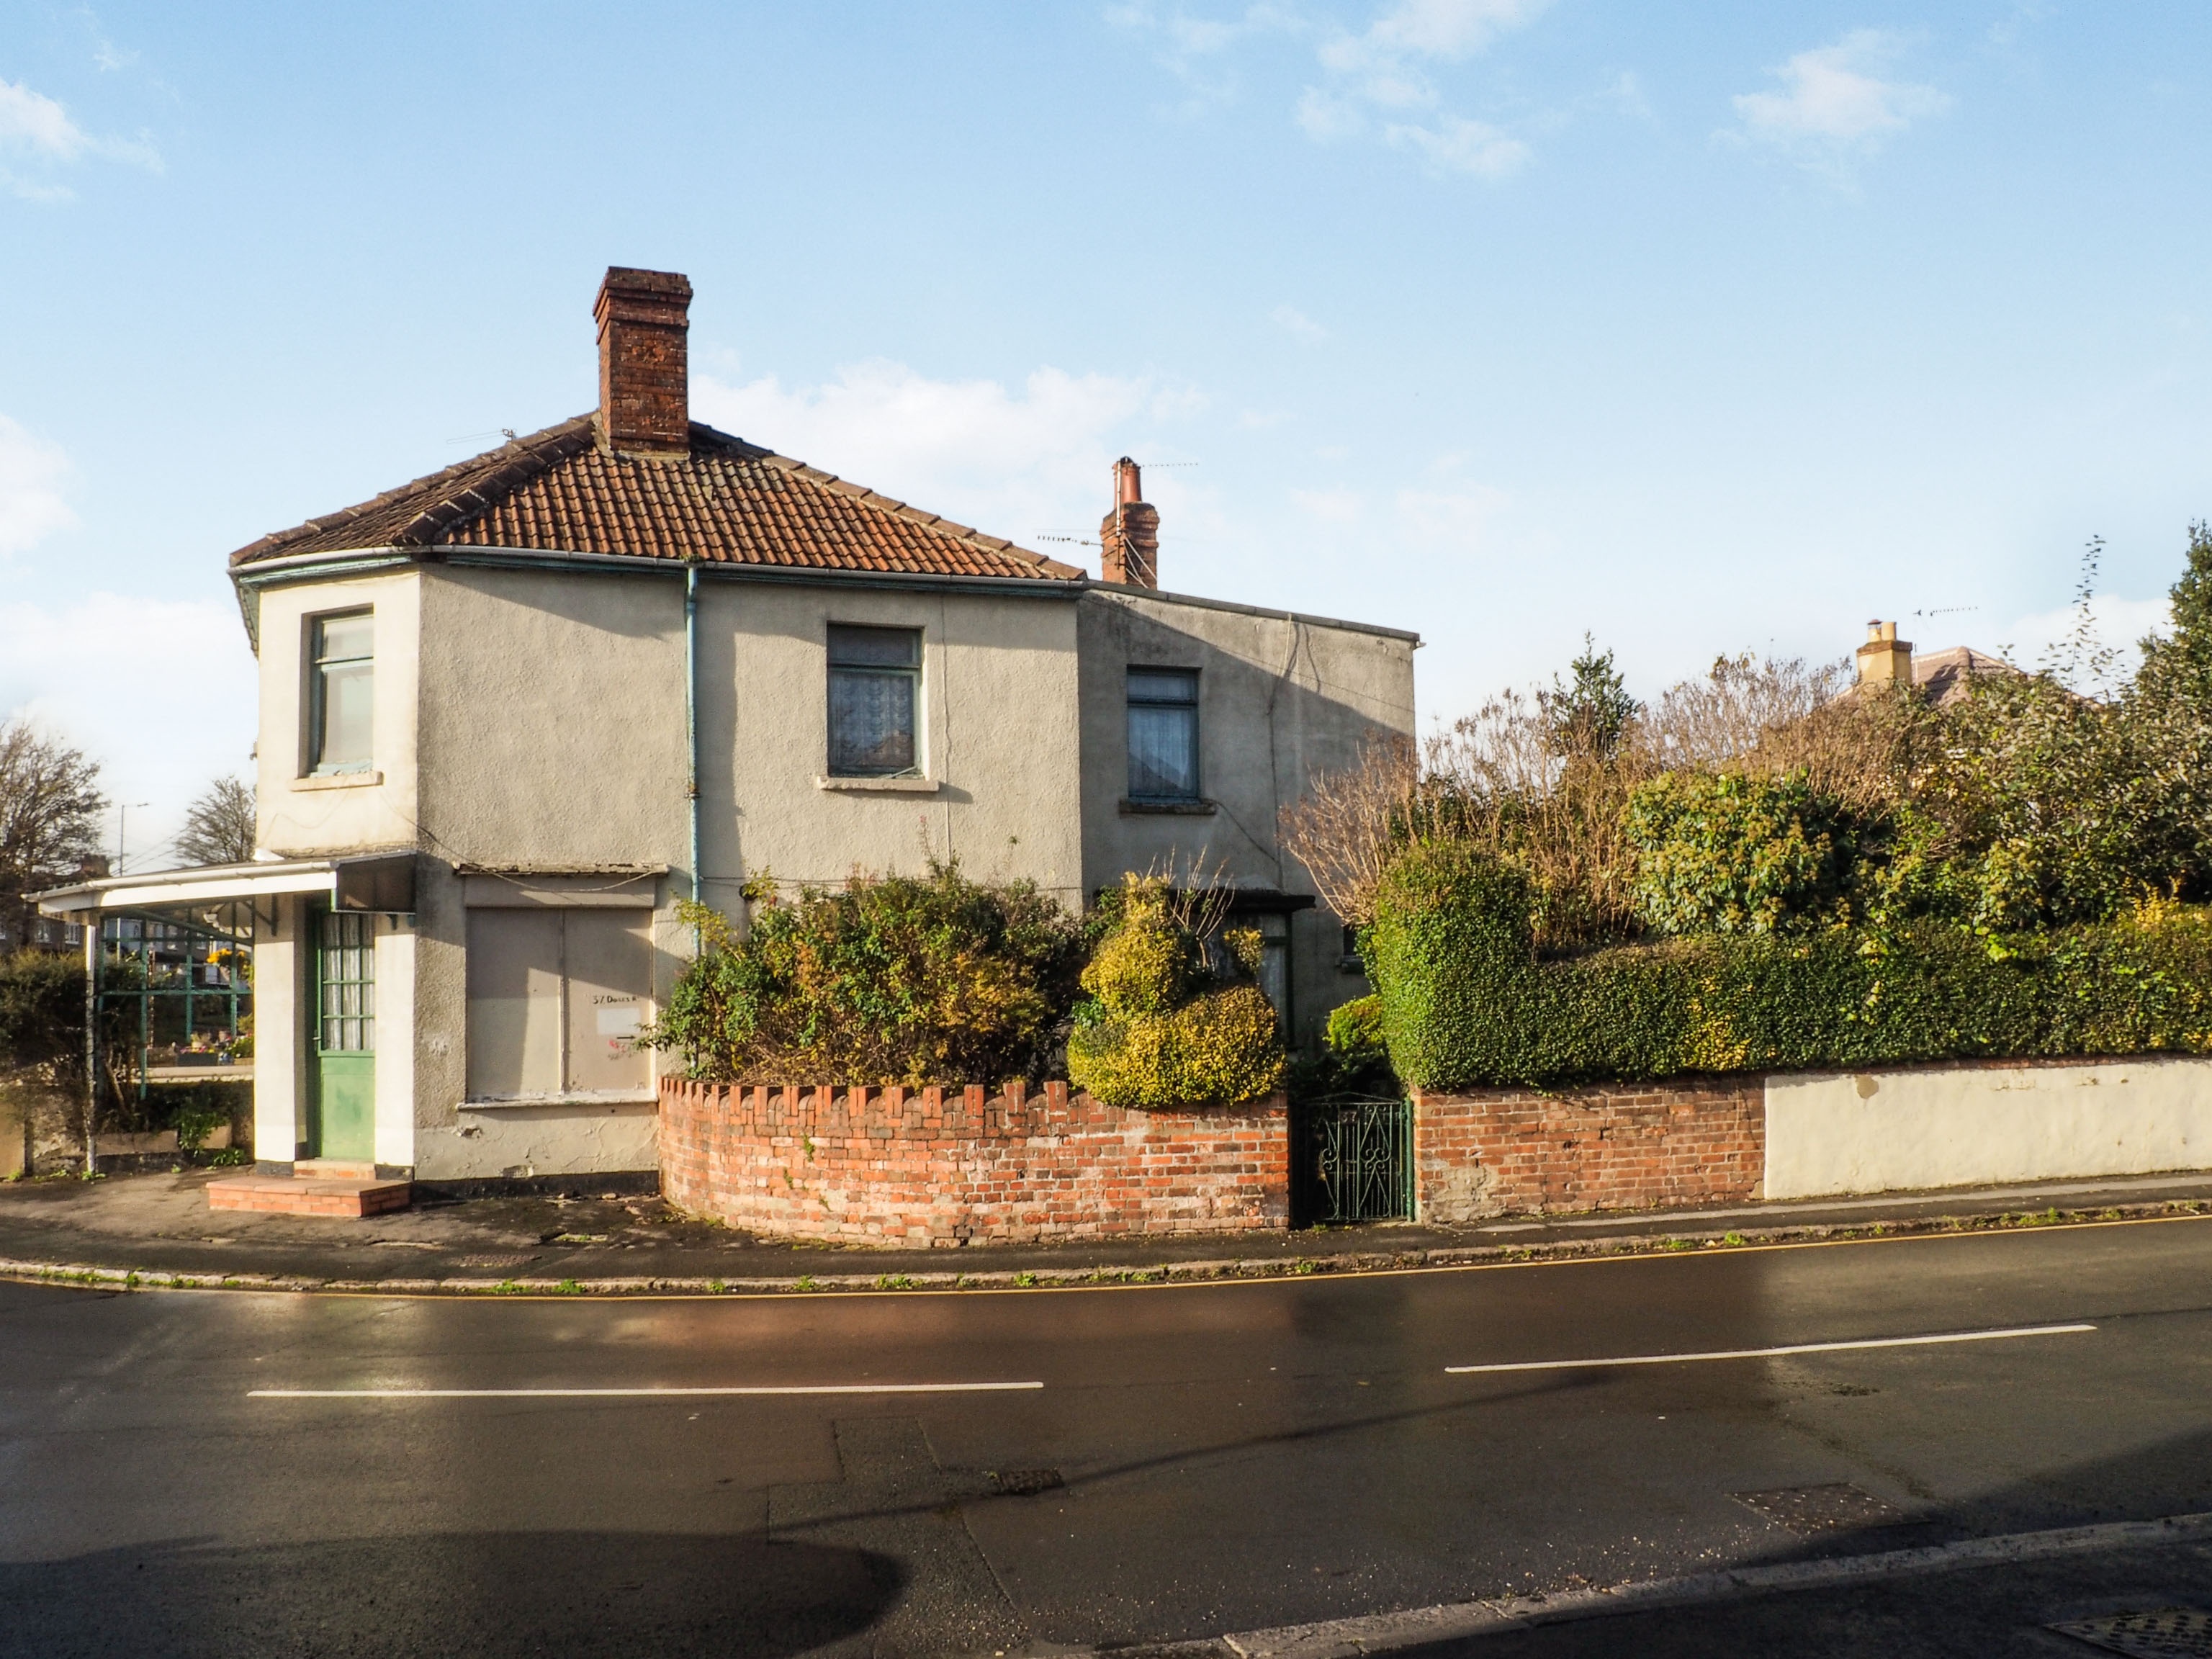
[412, 565, 691, 1177]
[1075, 590, 1417, 1048]
[695, 579, 1084, 907]
[407, 565, 1085, 1174]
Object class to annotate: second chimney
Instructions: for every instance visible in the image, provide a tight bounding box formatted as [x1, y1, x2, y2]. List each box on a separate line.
[1100, 457, 1160, 588]
[595, 266, 693, 456]
[1856, 619, 1915, 687]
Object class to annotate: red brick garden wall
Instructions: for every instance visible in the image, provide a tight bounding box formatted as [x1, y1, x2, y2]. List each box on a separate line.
[1412, 1077, 1765, 1223]
[659, 1079, 1289, 1246]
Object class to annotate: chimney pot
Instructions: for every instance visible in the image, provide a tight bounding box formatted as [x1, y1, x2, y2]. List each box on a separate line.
[1100, 457, 1160, 589]
[595, 266, 693, 456]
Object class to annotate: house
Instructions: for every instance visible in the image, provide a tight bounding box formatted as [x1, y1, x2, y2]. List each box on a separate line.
[38, 268, 1417, 1192]
[1852, 620, 2020, 703]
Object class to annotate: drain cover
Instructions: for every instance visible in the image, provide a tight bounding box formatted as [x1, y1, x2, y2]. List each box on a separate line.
[1730, 1483, 1907, 1533]
[455, 1254, 540, 1269]
[2050, 1609, 2212, 1655]
[987, 1468, 1064, 1497]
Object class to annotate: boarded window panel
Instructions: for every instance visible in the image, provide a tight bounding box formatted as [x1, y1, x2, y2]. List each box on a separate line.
[466, 909, 563, 1098]
[562, 911, 653, 1094]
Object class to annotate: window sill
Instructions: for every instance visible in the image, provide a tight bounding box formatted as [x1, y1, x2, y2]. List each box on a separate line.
[816, 775, 940, 793]
[461, 1092, 659, 1110]
[293, 770, 382, 792]
[1120, 796, 1217, 815]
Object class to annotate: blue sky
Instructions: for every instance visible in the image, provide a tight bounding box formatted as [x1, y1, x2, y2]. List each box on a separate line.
[3, 2, 2208, 866]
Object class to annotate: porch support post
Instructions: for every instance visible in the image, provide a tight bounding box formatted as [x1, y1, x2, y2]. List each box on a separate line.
[81, 913, 98, 1177]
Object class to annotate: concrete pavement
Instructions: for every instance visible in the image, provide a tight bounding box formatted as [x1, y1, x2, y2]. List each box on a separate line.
[4, 1213, 2212, 1654]
[4, 1164, 2212, 1294]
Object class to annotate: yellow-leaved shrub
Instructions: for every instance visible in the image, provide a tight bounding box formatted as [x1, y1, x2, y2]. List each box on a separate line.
[1066, 877, 1287, 1107]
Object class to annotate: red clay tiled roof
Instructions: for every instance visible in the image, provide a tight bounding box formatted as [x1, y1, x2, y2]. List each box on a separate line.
[228, 416, 1083, 581]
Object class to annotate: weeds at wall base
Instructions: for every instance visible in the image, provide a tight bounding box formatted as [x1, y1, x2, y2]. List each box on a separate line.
[5, 1198, 2204, 1300]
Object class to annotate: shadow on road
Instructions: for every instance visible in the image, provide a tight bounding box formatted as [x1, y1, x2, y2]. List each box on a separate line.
[0, 1528, 902, 1659]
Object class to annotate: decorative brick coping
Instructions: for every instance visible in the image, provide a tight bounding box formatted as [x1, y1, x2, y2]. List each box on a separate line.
[658, 1079, 1289, 1246]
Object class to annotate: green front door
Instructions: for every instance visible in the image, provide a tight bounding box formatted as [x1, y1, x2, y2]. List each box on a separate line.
[310, 908, 376, 1161]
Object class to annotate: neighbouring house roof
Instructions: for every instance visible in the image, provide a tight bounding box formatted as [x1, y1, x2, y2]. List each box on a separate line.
[1912, 645, 2021, 706]
[226, 415, 1084, 582]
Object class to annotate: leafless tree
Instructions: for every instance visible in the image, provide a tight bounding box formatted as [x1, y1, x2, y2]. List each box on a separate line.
[1279, 652, 1915, 953]
[1276, 734, 1420, 927]
[175, 775, 256, 867]
[0, 719, 105, 950]
[1642, 654, 1905, 812]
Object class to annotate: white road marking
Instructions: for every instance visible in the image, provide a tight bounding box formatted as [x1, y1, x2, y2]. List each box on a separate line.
[1445, 1321, 2095, 1374]
[249, 1380, 1045, 1398]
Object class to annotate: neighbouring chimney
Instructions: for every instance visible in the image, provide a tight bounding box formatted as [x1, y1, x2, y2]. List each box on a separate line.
[1099, 457, 1160, 588]
[1856, 619, 1915, 687]
[594, 266, 693, 456]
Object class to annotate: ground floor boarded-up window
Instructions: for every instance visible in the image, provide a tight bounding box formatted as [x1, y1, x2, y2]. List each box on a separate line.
[466, 909, 652, 1099]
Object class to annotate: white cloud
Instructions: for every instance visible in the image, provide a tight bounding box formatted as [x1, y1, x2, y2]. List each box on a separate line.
[1, 591, 258, 868]
[1295, 86, 1366, 139]
[0, 415, 76, 557]
[0, 76, 160, 199]
[1291, 487, 1362, 522]
[1269, 303, 1328, 341]
[1730, 30, 1950, 161]
[691, 359, 1200, 557]
[1304, 0, 1546, 174]
[0, 80, 86, 158]
[1386, 114, 1529, 176]
[1359, 0, 1549, 63]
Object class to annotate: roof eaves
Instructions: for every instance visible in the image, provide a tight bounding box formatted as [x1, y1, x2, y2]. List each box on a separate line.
[228, 415, 595, 567]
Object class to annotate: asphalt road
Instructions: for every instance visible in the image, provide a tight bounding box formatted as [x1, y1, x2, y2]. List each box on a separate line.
[4, 1216, 2212, 1657]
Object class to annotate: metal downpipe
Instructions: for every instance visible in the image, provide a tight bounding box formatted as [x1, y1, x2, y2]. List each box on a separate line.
[685, 563, 701, 916]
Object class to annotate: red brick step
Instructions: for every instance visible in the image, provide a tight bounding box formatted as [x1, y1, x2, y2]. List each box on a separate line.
[207, 1170, 411, 1218]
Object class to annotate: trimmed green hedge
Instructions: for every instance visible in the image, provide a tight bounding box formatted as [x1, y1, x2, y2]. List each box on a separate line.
[1364, 841, 2212, 1091]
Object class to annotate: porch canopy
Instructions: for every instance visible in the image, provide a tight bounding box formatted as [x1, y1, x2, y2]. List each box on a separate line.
[35, 852, 417, 922]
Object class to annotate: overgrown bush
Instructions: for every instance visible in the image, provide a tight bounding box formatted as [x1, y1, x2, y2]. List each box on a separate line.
[0, 950, 83, 1074]
[1364, 840, 2212, 1092]
[1066, 877, 1286, 1107]
[1287, 993, 1398, 1105]
[652, 859, 1083, 1086]
[1624, 770, 1861, 936]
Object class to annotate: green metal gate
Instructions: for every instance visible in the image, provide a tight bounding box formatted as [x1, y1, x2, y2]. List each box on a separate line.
[1292, 1096, 1413, 1226]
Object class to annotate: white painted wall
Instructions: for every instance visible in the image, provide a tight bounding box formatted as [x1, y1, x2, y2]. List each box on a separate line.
[251, 906, 300, 1164]
[1764, 1057, 2212, 1199]
[414, 1101, 658, 1180]
[256, 570, 423, 858]
[372, 920, 415, 1169]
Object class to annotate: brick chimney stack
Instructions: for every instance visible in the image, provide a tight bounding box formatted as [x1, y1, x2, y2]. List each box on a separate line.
[1099, 457, 1160, 588]
[1856, 619, 1915, 687]
[594, 267, 693, 457]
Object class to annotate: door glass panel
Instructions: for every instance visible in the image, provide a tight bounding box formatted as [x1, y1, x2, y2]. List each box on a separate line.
[316, 911, 374, 1052]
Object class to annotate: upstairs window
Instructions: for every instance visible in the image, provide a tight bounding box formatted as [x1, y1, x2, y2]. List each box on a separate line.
[827, 625, 921, 777]
[309, 612, 374, 774]
[1127, 667, 1200, 801]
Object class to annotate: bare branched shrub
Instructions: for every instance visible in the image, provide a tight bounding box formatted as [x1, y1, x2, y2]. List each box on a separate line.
[1642, 654, 1904, 812]
[1424, 691, 1653, 951]
[1280, 654, 1920, 954]
[1276, 734, 1419, 927]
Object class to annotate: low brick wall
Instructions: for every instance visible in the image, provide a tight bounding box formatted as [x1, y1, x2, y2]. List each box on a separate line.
[1412, 1077, 1765, 1223]
[659, 1079, 1289, 1246]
